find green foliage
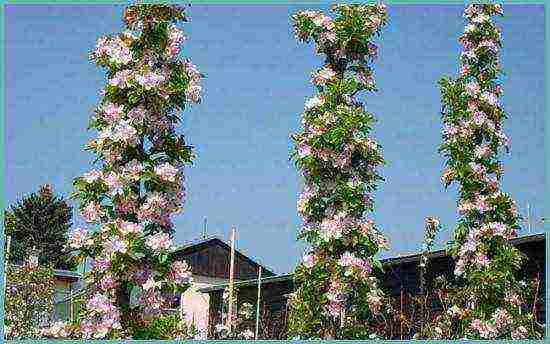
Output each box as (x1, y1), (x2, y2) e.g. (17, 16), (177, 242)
(131, 313), (196, 339)
(4, 184), (77, 270)
(4, 264), (56, 339)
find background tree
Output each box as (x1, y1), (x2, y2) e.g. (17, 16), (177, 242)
(287, 4), (389, 339)
(4, 184), (77, 271)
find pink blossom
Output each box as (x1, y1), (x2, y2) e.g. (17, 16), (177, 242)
(122, 159), (143, 181)
(103, 103), (124, 122)
(476, 253), (490, 267)
(184, 61), (202, 82)
(186, 83), (202, 103)
(474, 144), (492, 159)
(136, 71), (166, 90)
(478, 40), (499, 54)
(327, 301), (343, 318)
(460, 64), (470, 77)
(154, 162), (179, 182)
(83, 170), (103, 183)
(312, 13), (328, 27)
(464, 4), (479, 18)
(339, 251), (356, 267)
(146, 232), (172, 251)
(481, 91), (499, 106)
(311, 67), (336, 86)
(69, 227), (91, 249)
(82, 202), (103, 223)
(466, 81), (480, 96)
(511, 326), (528, 339)
(320, 31), (337, 44)
(87, 293), (114, 314)
(492, 308), (512, 329)
(475, 198), (490, 213)
(320, 218), (343, 241)
(454, 257), (466, 276)
(103, 172), (124, 196)
(109, 70), (132, 88)
(104, 236), (128, 256)
(113, 121), (138, 146)
(505, 291), (521, 307)
(100, 274), (116, 290)
(169, 260), (193, 284)
(116, 196), (137, 214)
(91, 257), (111, 271)
(297, 143), (312, 158)
(304, 96), (324, 111)
(469, 162), (487, 176)
(360, 219), (375, 236)
(302, 253), (317, 268)
(119, 221), (142, 236)
(127, 106), (146, 124)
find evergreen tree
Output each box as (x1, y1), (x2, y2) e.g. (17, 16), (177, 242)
(4, 184), (77, 271)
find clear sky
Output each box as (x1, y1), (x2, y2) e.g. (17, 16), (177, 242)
(5, 4), (545, 274)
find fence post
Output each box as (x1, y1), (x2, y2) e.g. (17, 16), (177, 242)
(69, 286), (74, 323)
(255, 266), (262, 339)
(227, 227), (236, 333)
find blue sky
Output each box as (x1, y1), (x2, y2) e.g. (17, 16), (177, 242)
(5, 4), (545, 274)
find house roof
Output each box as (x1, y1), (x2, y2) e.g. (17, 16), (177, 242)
(171, 235), (275, 276)
(199, 233), (545, 293)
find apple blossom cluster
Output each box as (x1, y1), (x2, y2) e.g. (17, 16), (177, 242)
(69, 5), (200, 338)
(439, 4), (541, 339)
(289, 4), (389, 339)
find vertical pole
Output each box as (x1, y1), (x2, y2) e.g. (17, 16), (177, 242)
(180, 292), (185, 330)
(227, 227), (236, 332)
(400, 287), (404, 340)
(69, 286), (74, 323)
(527, 202), (532, 233)
(255, 266), (262, 339)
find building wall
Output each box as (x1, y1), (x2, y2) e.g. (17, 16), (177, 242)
(172, 241), (274, 281)
(180, 275), (229, 339)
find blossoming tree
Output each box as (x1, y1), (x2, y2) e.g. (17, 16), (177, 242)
(68, 4), (201, 339)
(439, 4), (542, 339)
(287, 4), (389, 339)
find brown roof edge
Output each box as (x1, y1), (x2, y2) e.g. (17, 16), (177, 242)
(199, 233), (546, 293)
(171, 236), (276, 276)
(381, 232), (546, 266)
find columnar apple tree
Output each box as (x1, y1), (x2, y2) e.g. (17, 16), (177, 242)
(69, 4), (201, 339)
(288, 4), (389, 339)
(439, 4), (542, 339)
